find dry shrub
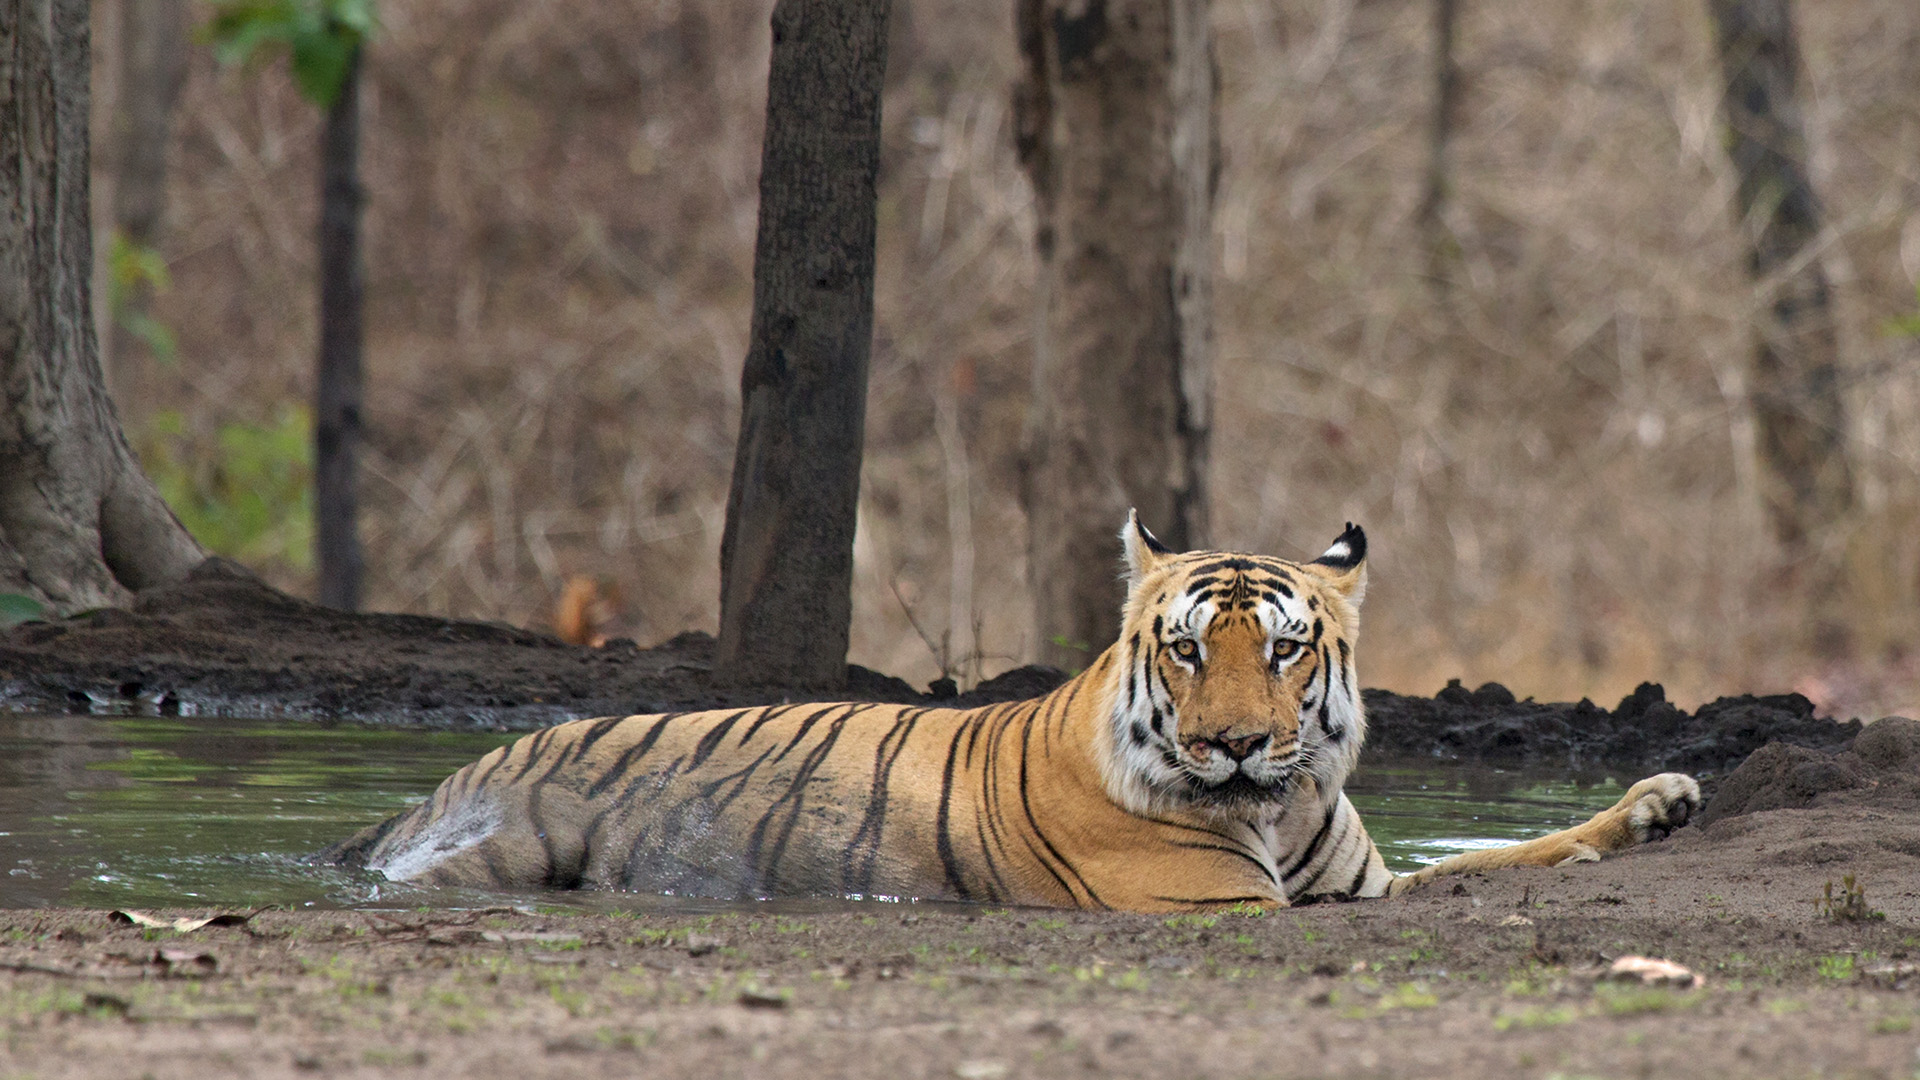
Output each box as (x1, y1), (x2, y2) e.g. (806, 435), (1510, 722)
(123, 0), (1920, 716)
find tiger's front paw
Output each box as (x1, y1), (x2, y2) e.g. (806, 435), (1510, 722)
(1622, 773), (1701, 844)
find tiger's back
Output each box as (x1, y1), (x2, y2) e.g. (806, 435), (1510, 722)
(333, 680), (1313, 909)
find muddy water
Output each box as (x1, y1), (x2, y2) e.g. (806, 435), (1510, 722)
(0, 715), (1628, 911)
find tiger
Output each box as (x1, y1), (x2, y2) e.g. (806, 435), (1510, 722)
(325, 514), (1700, 911)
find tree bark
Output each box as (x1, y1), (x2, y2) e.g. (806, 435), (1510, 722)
(315, 45), (365, 611)
(95, 0), (188, 384)
(1707, 0), (1853, 654)
(1014, 0), (1215, 670)
(0, 0), (204, 613)
(714, 0), (890, 688)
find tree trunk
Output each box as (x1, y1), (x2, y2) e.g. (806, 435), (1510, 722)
(1014, 0), (1215, 670)
(1707, 0), (1853, 655)
(714, 0), (890, 688)
(0, 0), (205, 613)
(315, 46), (365, 611)
(94, 0), (189, 386)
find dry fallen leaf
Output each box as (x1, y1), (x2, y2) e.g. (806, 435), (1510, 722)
(479, 930), (583, 945)
(1498, 914), (1534, 927)
(109, 910), (252, 934)
(1605, 955), (1702, 989)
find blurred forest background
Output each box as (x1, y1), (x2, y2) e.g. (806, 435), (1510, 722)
(91, 0), (1920, 715)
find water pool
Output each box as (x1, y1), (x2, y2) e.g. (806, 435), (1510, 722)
(0, 714), (1629, 910)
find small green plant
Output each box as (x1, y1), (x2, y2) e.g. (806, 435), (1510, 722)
(548, 985), (591, 1018)
(1163, 913), (1216, 930)
(1818, 875), (1885, 923)
(1378, 982), (1438, 1010)
(1816, 954), (1855, 981)
(141, 406), (315, 573)
(1493, 1005), (1576, 1030)
(107, 234), (177, 364)
(1594, 985), (1687, 1016)
(1874, 1015), (1914, 1035)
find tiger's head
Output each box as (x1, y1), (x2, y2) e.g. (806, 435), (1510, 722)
(1097, 512), (1368, 822)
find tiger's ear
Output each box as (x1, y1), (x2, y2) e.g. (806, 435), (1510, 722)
(1304, 522), (1367, 607)
(1121, 509), (1172, 590)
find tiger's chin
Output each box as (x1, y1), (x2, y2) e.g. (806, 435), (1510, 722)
(1178, 772), (1293, 817)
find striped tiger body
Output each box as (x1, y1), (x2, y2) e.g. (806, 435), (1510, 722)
(330, 516), (1700, 911)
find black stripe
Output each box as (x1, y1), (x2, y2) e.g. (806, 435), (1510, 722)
(1281, 805), (1339, 878)
(1294, 815), (1355, 894)
(844, 710), (927, 893)
(1016, 682), (1104, 908)
(1170, 840), (1280, 886)
(1345, 859), (1371, 897)
(565, 715), (626, 762)
(696, 744), (780, 813)
(584, 714), (678, 798)
(685, 710), (750, 770)
(770, 704), (839, 764)
(1188, 557), (1257, 575)
(934, 718), (974, 901)
(748, 704), (873, 889)
(737, 703), (802, 746)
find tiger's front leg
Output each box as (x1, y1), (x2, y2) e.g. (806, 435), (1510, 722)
(1384, 772), (1701, 897)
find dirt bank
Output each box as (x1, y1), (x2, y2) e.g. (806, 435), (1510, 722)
(0, 560), (1867, 782)
(2, 722), (1917, 1079)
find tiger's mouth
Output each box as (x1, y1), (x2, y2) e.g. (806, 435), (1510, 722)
(1182, 769), (1292, 809)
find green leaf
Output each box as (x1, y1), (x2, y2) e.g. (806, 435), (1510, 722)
(0, 593), (46, 628)
(289, 29), (357, 107)
(203, 0), (372, 107)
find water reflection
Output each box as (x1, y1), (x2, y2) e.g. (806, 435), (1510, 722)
(0, 715), (1627, 909)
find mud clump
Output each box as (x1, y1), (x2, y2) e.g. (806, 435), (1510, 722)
(1361, 679), (1861, 775)
(1698, 716), (1920, 825)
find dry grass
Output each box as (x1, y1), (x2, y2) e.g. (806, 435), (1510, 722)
(113, 0), (1920, 717)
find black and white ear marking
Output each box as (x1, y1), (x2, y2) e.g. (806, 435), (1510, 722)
(1312, 523), (1366, 570)
(1130, 510), (1171, 556)
(1122, 509), (1172, 588)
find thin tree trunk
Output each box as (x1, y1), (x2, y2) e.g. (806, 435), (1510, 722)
(1014, 0), (1215, 670)
(1707, 0), (1852, 655)
(98, 0), (188, 386)
(714, 0), (890, 688)
(1418, 0), (1460, 291)
(316, 46), (365, 611)
(0, 0), (205, 613)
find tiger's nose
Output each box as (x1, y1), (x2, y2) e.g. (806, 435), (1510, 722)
(1194, 733), (1268, 762)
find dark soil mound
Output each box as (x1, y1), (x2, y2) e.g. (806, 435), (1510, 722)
(1360, 679), (1861, 776)
(0, 559), (1057, 728)
(0, 559), (1864, 778)
(1697, 716), (1920, 825)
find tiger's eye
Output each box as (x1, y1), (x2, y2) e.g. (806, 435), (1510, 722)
(1270, 641), (1301, 667)
(1171, 639), (1199, 662)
